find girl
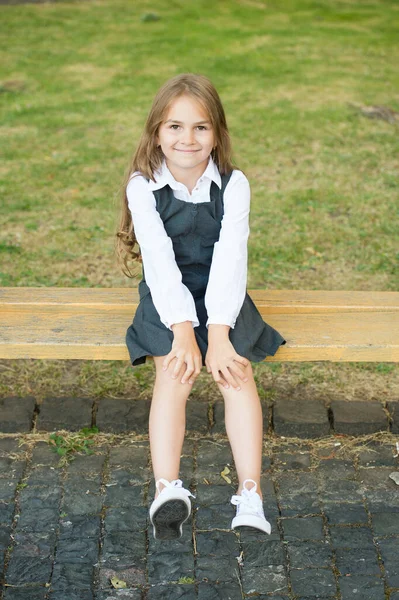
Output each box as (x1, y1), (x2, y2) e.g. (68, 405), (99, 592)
(116, 73), (286, 541)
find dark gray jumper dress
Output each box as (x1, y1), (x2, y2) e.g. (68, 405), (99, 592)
(126, 172), (286, 366)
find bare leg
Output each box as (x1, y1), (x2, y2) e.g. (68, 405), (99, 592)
(150, 356), (194, 499)
(216, 362), (264, 499)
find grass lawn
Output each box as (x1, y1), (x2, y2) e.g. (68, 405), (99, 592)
(0, 0), (398, 403)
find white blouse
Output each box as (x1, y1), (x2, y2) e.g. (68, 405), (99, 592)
(126, 156), (250, 331)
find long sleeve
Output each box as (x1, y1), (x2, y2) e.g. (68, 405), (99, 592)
(126, 175), (199, 330)
(205, 170), (250, 328)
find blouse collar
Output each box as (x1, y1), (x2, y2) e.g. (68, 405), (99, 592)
(148, 155), (222, 191)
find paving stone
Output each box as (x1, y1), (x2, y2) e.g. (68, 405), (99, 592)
(96, 399), (149, 433)
(281, 516), (324, 540)
(36, 396), (93, 431)
(241, 539), (285, 566)
(0, 457), (26, 479)
(3, 589), (48, 599)
(329, 525), (374, 549)
(14, 508), (59, 533)
(290, 568), (336, 596)
(376, 537), (399, 587)
(0, 438), (23, 454)
(49, 590), (94, 600)
(59, 515), (101, 539)
(286, 540), (332, 568)
(18, 484), (61, 508)
(0, 502), (14, 524)
(56, 537), (99, 564)
(273, 450), (311, 470)
(0, 478), (18, 502)
(108, 444), (149, 471)
(317, 458), (355, 479)
(318, 479), (362, 504)
(364, 489), (399, 513)
(195, 530), (239, 557)
(148, 586), (196, 599)
(196, 441), (234, 484)
(97, 590), (142, 600)
(331, 400), (388, 435)
(358, 466), (398, 490)
(241, 564), (288, 595)
(335, 546), (380, 575)
(196, 554), (239, 583)
(12, 531), (57, 558)
(5, 555), (53, 584)
(147, 550), (194, 582)
(50, 562), (94, 593)
(358, 443), (398, 466)
(62, 490), (103, 516)
(323, 503), (368, 525)
(195, 504), (230, 530)
(98, 564), (146, 588)
(102, 531), (146, 569)
(196, 483), (234, 506)
(105, 484), (143, 510)
(0, 397), (35, 433)
(104, 506), (148, 533)
(68, 452), (107, 474)
(390, 593), (399, 600)
(197, 583), (243, 599)
(25, 465), (60, 485)
(339, 575), (385, 599)
(371, 512), (399, 535)
(273, 399), (330, 438)
(388, 401), (399, 433)
(186, 399), (209, 433)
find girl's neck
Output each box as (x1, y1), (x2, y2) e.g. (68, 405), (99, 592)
(165, 161), (208, 195)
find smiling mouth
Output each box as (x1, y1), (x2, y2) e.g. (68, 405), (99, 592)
(175, 149), (199, 153)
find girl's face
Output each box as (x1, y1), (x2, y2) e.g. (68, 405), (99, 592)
(156, 94), (215, 179)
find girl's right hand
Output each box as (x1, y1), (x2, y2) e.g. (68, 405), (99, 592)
(162, 321), (202, 385)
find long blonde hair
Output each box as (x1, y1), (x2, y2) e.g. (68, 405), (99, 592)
(115, 73), (236, 278)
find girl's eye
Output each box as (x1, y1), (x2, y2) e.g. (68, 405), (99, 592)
(197, 126), (207, 131)
(169, 124), (180, 130)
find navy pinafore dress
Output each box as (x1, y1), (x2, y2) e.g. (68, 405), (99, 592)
(126, 171), (286, 366)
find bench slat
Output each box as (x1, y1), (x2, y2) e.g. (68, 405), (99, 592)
(1, 288), (398, 362)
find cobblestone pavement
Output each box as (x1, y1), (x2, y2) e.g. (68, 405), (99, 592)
(0, 396), (398, 599)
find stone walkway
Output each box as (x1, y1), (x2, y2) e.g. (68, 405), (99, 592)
(0, 397), (398, 599)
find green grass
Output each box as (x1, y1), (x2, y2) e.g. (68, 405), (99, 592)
(0, 0), (398, 398)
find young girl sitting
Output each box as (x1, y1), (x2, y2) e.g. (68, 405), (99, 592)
(116, 73), (286, 541)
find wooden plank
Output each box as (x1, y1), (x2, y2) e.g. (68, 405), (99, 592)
(0, 288), (398, 361)
(1, 287), (399, 311)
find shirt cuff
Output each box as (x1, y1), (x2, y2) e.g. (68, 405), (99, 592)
(165, 317), (200, 331)
(206, 317), (235, 329)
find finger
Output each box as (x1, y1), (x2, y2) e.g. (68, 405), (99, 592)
(181, 360), (195, 384)
(230, 360), (249, 382)
(172, 356), (185, 379)
(162, 352), (176, 371)
(234, 355), (249, 381)
(188, 357), (202, 385)
(221, 366), (241, 391)
(213, 367), (229, 389)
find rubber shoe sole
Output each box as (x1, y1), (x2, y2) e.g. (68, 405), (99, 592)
(232, 513), (271, 534)
(151, 498), (190, 540)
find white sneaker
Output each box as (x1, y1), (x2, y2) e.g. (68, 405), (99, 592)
(230, 479), (271, 534)
(149, 478), (195, 540)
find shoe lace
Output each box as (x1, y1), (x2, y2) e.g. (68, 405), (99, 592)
(156, 478), (196, 499)
(231, 480), (263, 516)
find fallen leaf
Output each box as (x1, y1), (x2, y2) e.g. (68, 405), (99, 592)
(220, 466), (231, 484)
(110, 576), (127, 589)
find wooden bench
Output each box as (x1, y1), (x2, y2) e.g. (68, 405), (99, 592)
(0, 288), (398, 362)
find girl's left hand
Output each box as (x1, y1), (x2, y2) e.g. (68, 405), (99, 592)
(205, 338), (249, 391)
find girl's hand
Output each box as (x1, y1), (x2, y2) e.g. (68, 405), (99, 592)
(205, 330), (249, 391)
(163, 321), (202, 385)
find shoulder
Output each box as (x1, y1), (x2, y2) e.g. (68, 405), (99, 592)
(126, 171), (150, 194)
(224, 169), (250, 201)
(126, 172), (156, 214)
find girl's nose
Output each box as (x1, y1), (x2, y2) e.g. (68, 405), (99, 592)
(182, 129), (195, 145)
